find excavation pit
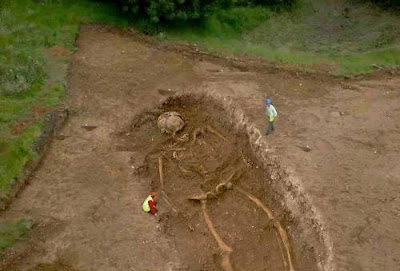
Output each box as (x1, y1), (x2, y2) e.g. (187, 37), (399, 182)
(125, 94), (327, 271)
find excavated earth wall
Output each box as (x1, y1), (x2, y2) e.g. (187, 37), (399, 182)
(131, 90), (334, 271)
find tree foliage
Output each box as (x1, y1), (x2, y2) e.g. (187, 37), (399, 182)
(113, 0), (295, 23)
(370, 0), (400, 8)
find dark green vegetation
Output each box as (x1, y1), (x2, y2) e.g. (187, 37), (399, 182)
(370, 0), (400, 9)
(113, 0), (295, 24)
(0, 0), (127, 200)
(0, 218), (31, 251)
(156, 0), (400, 75)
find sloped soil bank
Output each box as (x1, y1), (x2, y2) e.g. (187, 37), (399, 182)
(122, 94), (327, 271)
(0, 108), (68, 210)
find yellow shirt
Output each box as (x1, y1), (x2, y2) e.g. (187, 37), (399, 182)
(142, 195), (153, 212)
(266, 104), (277, 122)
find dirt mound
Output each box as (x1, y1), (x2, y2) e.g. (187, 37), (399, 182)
(123, 95), (324, 271)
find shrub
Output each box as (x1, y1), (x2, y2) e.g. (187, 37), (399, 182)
(369, 0), (400, 8)
(112, 0), (295, 24)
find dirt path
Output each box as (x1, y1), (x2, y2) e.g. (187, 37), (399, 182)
(0, 25), (399, 271)
(0, 25), (198, 271)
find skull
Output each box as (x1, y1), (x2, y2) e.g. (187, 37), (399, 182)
(157, 111), (185, 135)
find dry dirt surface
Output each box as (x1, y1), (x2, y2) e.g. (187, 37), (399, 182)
(0, 24), (400, 271)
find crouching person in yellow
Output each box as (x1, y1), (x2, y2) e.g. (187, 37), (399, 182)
(142, 192), (158, 215)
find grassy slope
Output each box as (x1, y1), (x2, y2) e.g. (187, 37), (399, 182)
(0, 218), (31, 251)
(0, 0), (127, 199)
(161, 0), (400, 75)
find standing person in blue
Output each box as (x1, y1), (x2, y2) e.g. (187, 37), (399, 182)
(265, 98), (278, 136)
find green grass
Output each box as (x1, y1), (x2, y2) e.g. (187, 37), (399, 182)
(0, 218), (32, 251)
(0, 0), (128, 198)
(336, 46), (400, 74)
(158, 0), (400, 75)
(0, 125), (41, 196)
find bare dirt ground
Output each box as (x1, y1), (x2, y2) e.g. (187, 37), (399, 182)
(0, 24), (399, 271)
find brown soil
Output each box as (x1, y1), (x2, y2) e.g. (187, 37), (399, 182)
(31, 106), (51, 119)
(10, 122), (30, 136)
(47, 46), (71, 58)
(26, 259), (79, 271)
(9, 106), (50, 136)
(28, 262), (79, 271)
(0, 24), (399, 271)
(126, 96), (319, 271)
